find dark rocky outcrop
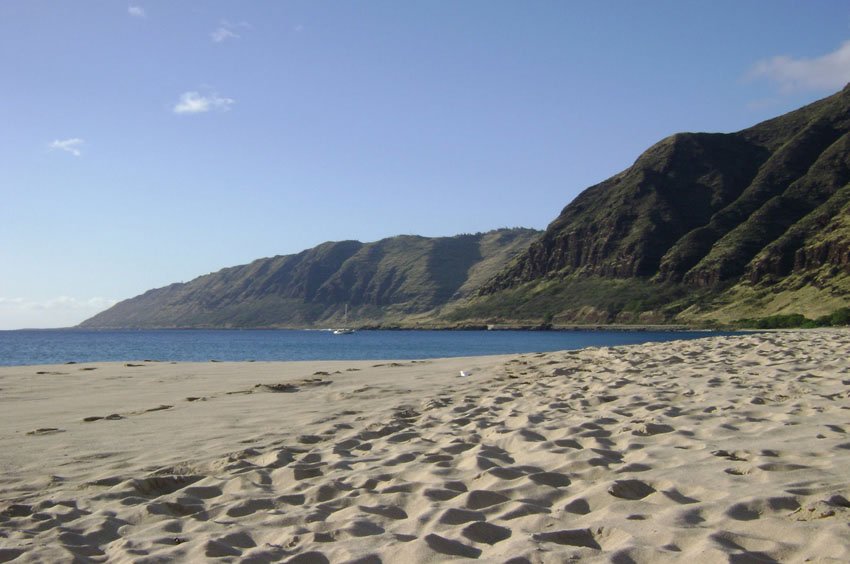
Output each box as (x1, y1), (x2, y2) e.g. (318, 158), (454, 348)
(482, 85), (850, 293)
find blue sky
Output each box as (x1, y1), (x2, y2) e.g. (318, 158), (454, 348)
(2, 1), (850, 329)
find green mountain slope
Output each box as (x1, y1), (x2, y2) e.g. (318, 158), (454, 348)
(79, 229), (539, 328)
(454, 85), (850, 325)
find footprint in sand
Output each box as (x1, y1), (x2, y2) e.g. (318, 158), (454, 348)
(518, 428), (547, 442)
(298, 435), (324, 445)
(359, 504), (408, 520)
(289, 465), (325, 481)
(226, 498), (274, 517)
(82, 414), (124, 422)
(439, 508), (485, 525)
(528, 471), (571, 488)
(259, 383), (299, 393)
(661, 489), (700, 504)
(424, 534), (482, 559)
(285, 552), (330, 564)
(383, 452), (418, 466)
(26, 427), (64, 435)
(757, 462), (809, 472)
(465, 489), (510, 509)
(677, 507), (706, 525)
(461, 521), (512, 545)
(277, 493), (306, 506)
(424, 487), (464, 501)
(205, 532), (257, 558)
(487, 466), (527, 480)
(533, 528), (601, 549)
(442, 441), (476, 455)
(129, 474), (203, 497)
(631, 422), (675, 436)
(553, 438), (583, 450)
(143, 405), (173, 413)
(724, 503), (761, 521)
(564, 498), (591, 515)
(344, 520), (385, 538)
(608, 479), (656, 500)
(617, 463), (652, 473)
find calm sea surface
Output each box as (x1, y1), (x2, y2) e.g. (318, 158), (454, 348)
(0, 329), (737, 367)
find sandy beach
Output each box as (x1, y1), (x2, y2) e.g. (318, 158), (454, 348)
(1, 330), (849, 562)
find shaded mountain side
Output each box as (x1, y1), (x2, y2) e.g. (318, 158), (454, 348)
(661, 116), (849, 283)
(464, 85), (850, 324)
(688, 185), (850, 323)
(79, 229), (539, 328)
(482, 85), (850, 293)
(496, 132), (769, 281)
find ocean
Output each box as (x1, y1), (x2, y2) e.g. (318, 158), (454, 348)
(0, 328), (737, 367)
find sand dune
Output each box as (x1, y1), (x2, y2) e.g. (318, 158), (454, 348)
(1, 330), (849, 562)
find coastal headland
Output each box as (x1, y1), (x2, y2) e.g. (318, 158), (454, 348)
(1, 330), (849, 561)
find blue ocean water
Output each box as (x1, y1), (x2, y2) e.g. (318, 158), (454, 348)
(0, 329), (737, 367)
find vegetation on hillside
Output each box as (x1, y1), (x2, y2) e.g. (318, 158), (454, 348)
(471, 85), (850, 324)
(735, 307), (850, 329)
(79, 229), (540, 328)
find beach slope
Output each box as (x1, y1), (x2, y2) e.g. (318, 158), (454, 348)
(1, 330), (849, 562)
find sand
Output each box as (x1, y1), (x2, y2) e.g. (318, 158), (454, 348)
(1, 330), (849, 562)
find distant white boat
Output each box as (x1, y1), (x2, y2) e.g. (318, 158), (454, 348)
(333, 305), (355, 335)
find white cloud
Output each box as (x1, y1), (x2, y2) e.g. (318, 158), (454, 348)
(48, 138), (85, 157)
(173, 91), (235, 114)
(0, 297), (118, 329)
(211, 27), (239, 43)
(128, 5), (145, 18)
(211, 20), (249, 43)
(749, 40), (850, 93)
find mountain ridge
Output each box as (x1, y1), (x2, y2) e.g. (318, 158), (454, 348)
(460, 84), (850, 324)
(79, 228), (540, 328)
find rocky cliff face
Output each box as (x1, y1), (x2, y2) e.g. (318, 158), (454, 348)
(485, 132), (769, 285)
(478, 85), (850, 318)
(79, 229), (539, 328)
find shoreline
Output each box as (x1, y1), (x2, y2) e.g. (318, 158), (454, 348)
(8, 324), (709, 332)
(0, 327), (743, 368)
(1, 330), (848, 561)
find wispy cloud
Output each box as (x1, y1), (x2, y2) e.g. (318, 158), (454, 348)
(0, 296), (119, 311)
(210, 20), (250, 43)
(0, 296), (119, 329)
(48, 138), (85, 157)
(749, 39), (850, 93)
(173, 91), (235, 114)
(128, 5), (146, 18)
(211, 27), (239, 42)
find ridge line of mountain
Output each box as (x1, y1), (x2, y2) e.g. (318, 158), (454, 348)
(78, 228), (541, 329)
